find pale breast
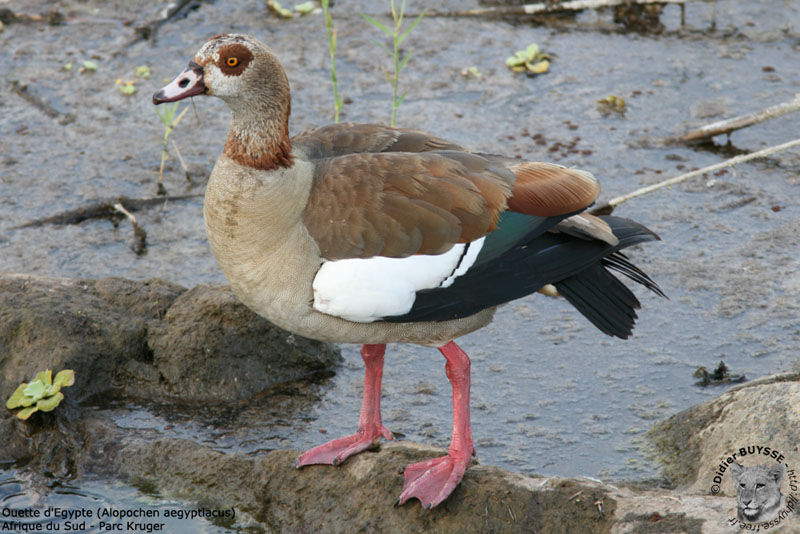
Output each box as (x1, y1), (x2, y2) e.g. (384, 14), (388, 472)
(203, 154), (496, 346)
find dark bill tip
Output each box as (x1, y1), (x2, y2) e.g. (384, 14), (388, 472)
(152, 63), (205, 105)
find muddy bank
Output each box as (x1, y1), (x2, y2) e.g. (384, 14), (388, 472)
(649, 371), (800, 495)
(0, 273), (341, 404)
(1, 273), (798, 532)
(3, 381), (794, 533)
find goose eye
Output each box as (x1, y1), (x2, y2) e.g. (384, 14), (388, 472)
(216, 43), (252, 75)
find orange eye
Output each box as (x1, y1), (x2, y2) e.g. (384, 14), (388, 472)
(226, 57), (239, 67)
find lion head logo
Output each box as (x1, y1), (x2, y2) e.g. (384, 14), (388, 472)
(730, 462), (786, 523)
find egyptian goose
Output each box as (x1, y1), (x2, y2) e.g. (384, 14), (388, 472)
(153, 34), (664, 508)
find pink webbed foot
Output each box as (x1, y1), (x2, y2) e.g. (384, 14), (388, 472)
(296, 344), (391, 468)
(396, 452), (472, 509)
(396, 340), (475, 508)
(295, 425), (393, 467)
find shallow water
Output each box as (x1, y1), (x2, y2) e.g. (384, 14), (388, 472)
(0, 468), (243, 533)
(1, 0), (799, 524)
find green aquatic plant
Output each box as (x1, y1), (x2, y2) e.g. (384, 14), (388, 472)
(6, 369), (75, 420)
(117, 80), (136, 96)
(267, 0), (293, 18)
(294, 1), (314, 15)
(597, 94), (627, 114)
(505, 43), (550, 75)
(154, 101), (189, 195)
(80, 60), (99, 73)
(135, 65), (152, 79)
(321, 0), (343, 123)
(361, 0), (425, 126)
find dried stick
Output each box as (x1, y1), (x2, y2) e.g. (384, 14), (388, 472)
(113, 203), (147, 255)
(11, 194), (201, 229)
(415, 0), (685, 18)
(591, 137), (800, 215)
(671, 94), (800, 144)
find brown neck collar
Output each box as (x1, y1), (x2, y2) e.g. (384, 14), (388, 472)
(223, 96), (293, 171)
(223, 127), (293, 171)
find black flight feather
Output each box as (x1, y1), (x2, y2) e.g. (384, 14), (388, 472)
(382, 214), (664, 339)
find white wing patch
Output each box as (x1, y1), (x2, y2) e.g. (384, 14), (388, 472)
(313, 237), (485, 323)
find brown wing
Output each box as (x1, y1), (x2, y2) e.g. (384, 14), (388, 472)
(505, 161), (600, 217)
(302, 151), (515, 260)
(292, 122), (464, 160)
(298, 125), (604, 260)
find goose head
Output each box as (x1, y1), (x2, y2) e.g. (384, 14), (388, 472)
(153, 34), (293, 170)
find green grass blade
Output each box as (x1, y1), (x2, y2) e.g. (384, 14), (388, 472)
(371, 38), (392, 56)
(398, 11), (425, 46)
(360, 13), (393, 36)
(171, 105), (190, 129)
(398, 50), (413, 71)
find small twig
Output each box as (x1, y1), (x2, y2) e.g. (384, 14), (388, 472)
(669, 94), (800, 144)
(10, 194), (201, 230)
(10, 80), (75, 125)
(592, 137), (800, 215)
(112, 203), (147, 255)
(0, 8), (65, 25)
(594, 499), (605, 518)
(413, 0), (685, 19)
(170, 138), (190, 179)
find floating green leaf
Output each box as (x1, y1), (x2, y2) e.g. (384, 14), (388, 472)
(597, 95), (626, 113)
(135, 65), (151, 79)
(6, 369), (75, 420)
(37, 392), (64, 412)
(17, 407), (38, 420)
(82, 60), (98, 72)
(63, 62), (73, 71)
(267, 0), (294, 18)
(35, 370), (53, 387)
(118, 83), (136, 96)
(54, 369), (75, 388)
(461, 66), (482, 78)
(6, 383), (28, 409)
(294, 1), (314, 14)
(23, 380), (46, 400)
(527, 59), (550, 74)
(505, 43), (550, 75)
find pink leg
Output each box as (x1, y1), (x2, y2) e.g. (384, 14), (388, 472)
(397, 340), (475, 509)
(296, 344), (393, 467)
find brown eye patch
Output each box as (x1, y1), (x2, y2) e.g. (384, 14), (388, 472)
(217, 43), (253, 76)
